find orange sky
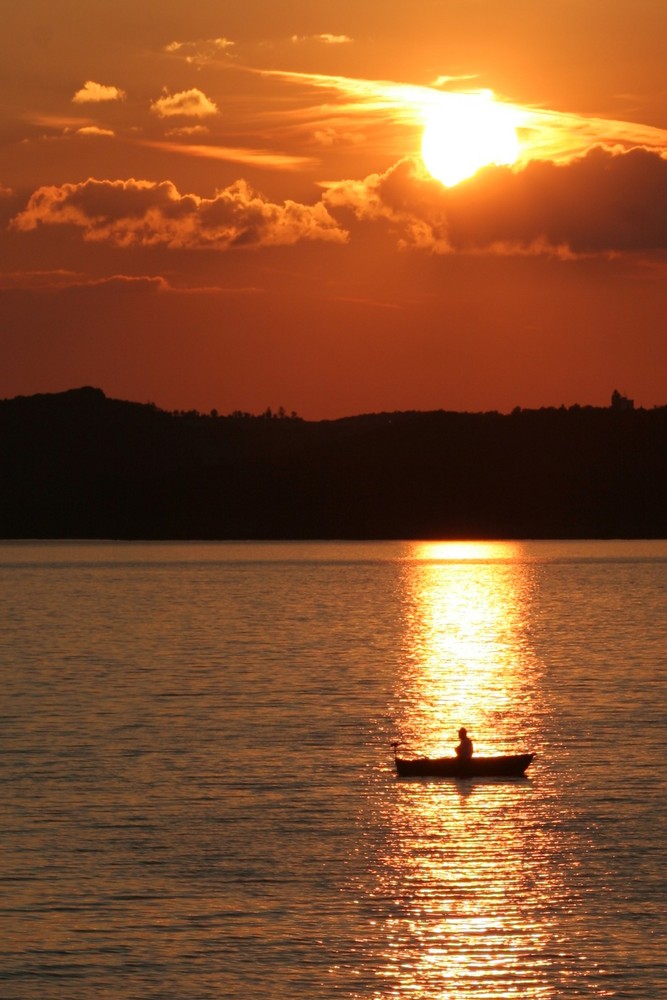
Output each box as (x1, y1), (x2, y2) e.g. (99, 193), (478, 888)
(1, 1), (666, 417)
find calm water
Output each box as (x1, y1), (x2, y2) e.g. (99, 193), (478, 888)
(1, 540), (666, 999)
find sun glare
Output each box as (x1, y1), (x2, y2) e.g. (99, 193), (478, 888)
(421, 91), (520, 187)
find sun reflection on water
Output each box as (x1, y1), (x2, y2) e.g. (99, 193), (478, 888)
(397, 541), (540, 757)
(373, 780), (557, 998)
(369, 541), (558, 998)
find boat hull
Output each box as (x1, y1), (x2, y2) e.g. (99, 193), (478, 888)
(395, 753), (534, 779)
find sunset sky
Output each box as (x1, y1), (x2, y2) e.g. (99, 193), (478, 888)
(1, 0), (666, 418)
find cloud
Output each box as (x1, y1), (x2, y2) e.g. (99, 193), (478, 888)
(0, 270), (173, 294)
(164, 37), (234, 65)
(323, 158), (451, 252)
(0, 269), (82, 291)
(10, 178), (348, 250)
(261, 68), (427, 127)
(431, 75), (478, 88)
(518, 106), (667, 164)
(164, 125), (210, 138)
(323, 147), (667, 255)
(72, 81), (126, 103)
(0, 270), (264, 295)
(165, 37), (233, 52)
(291, 34), (353, 45)
(10, 149), (665, 259)
(76, 126), (115, 137)
(259, 68), (667, 164)
(312, 127), (365, 147)
(138, 139), (316, 170)
(150, 89), (219, 119)
(316, 34), (353, 44)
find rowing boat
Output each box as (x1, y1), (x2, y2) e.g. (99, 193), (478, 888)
(392, 747), (534, 779)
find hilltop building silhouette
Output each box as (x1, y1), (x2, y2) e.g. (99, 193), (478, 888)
(611, 389), (634, 410)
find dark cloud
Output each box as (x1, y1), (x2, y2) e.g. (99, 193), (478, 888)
(324, 146), (667, 255)
(446, 146), (667, 254)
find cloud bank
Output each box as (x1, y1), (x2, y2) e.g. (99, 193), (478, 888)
(10, 178), (348, 250)
(324, 146), (667, 255)
(10, 148), (667, 257)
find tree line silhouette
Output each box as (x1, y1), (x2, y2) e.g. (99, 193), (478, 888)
(1, 386), (665, 539)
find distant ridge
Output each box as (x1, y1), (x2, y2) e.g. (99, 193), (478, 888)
(1, 387), (665, 539)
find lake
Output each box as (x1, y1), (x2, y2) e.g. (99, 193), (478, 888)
(1, 540), (666, 998)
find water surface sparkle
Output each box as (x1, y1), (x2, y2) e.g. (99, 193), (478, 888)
(1, 540), (665, 998)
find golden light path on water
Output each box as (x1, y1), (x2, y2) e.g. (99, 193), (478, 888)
(367, 541), (565, 998)
(397, 541), (541, 756)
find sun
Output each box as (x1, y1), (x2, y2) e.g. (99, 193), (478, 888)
(421, 91), (520, 187)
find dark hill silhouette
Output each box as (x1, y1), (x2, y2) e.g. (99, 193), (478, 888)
(1, 387), (665, 538)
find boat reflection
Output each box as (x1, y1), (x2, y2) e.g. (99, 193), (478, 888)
(372, 541), (557, 997)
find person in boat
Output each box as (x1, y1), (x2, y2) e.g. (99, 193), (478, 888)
(455, 727), (473, 761)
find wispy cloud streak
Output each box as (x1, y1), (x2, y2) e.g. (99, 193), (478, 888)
(259, 68), (667, 162)
(137, 140), (317, 170)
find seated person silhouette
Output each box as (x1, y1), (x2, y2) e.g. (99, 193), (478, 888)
(455, 727), (473, 761)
